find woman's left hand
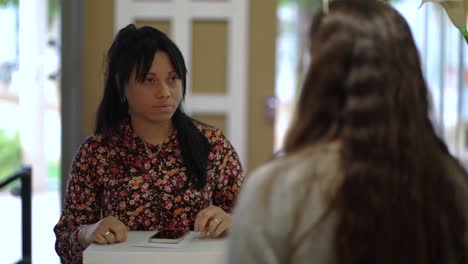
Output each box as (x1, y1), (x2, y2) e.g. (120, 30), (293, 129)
(194, 205), (231, 238)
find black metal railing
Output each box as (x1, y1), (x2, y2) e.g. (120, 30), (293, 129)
(0, 166), (32, 264)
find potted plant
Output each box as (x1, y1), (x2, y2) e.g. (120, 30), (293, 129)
(420, 0), (468, 44)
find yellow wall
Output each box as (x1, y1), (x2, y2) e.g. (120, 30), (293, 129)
(191, 21), (228, 94)
(248, 0), (276, 169)
(83, 0), (114, 135)
(83, 0), (276, 171)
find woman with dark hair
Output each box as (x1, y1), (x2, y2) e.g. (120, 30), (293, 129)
(54, 24), (244, 263)
(227, 1), (468, 263)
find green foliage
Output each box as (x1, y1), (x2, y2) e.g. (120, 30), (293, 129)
(0, 0), (60, 25)
(47, 159), (60, 189)
(0, 0), (18, 7)
(0, 130), (22, 182)
(48, 0), (60, 24)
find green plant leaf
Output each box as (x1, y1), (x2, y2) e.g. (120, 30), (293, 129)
(0, 130), (22, 182)
(0, 0), (18, 7)
(420, 0), (468, 42)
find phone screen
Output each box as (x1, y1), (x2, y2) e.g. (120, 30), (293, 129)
(150, 230), (188, 239)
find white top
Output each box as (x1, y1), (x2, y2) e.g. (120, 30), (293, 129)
(226, 142), (468, 264)
(83, 231), (226, 264)
(227, 143), (341, 264)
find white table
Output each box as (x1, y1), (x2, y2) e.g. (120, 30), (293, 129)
(83, 231), (226, 264)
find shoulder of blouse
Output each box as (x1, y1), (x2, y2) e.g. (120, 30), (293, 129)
(80, 133), (112, 149)
(76, 130), (122, 160)
(191, 119), (227, 146)
(246, 142), (341, 200)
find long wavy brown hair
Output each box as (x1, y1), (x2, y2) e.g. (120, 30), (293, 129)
(283, 1), (468, 263)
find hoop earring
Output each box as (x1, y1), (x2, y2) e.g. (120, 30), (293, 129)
(121, 96), (127, 104)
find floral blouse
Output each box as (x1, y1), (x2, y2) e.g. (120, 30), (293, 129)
(54, 119), (244, 264)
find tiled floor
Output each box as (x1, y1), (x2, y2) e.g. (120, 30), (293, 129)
(0, 190), (60, 264)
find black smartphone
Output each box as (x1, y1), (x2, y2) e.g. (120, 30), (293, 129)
(148, 229), (190, 244)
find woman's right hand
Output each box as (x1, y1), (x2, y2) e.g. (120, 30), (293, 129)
(78, 216), (128, 248)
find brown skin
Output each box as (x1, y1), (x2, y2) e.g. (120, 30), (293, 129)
(194, 205), (231, 238)
(78, 216), (128, 247)
(78, 52), (230, 248)
(126, 51), (181, 144)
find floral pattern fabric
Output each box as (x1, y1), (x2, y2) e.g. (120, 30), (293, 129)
(54, 119), (244, 263)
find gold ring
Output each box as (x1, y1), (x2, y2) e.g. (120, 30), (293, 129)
(104, 231), (111, 236)
(214, 218), (221, 224)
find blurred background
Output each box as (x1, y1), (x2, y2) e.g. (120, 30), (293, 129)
(0, 0), (466, 263)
